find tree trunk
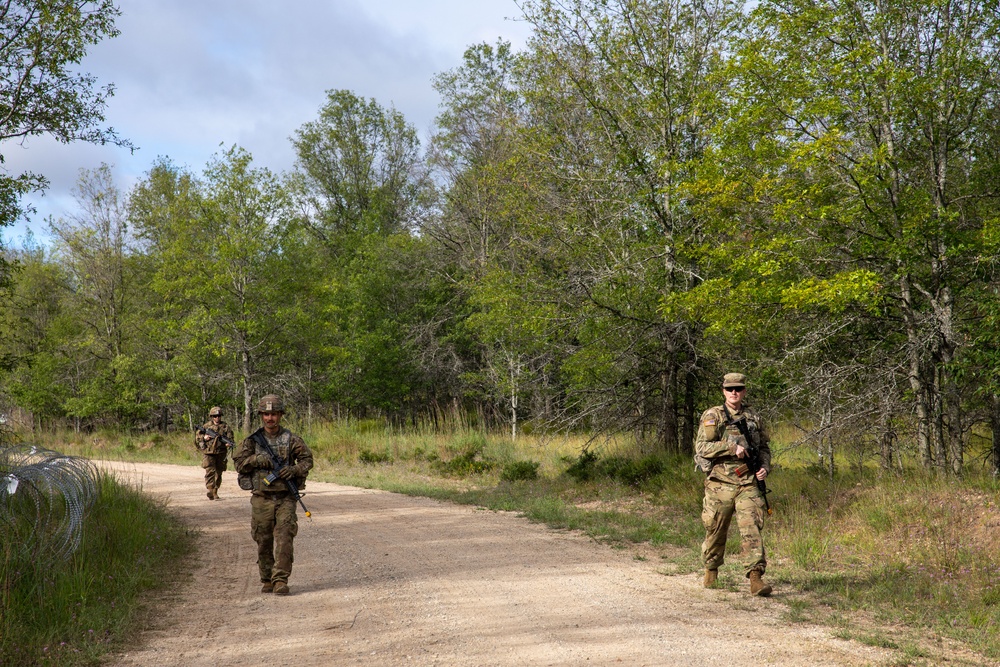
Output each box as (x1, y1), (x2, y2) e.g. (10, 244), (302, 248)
(900, 275), (932, 467)
(991, 395), (1000, 479)
(241, 348), (253, 434)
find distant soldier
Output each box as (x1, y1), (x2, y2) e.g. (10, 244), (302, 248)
(196, 406), (233, 500)
(232, 394), (314, 596)
(695, 373), (773, 596)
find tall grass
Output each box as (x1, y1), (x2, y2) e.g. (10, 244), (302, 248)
(0, 471), (193, 666)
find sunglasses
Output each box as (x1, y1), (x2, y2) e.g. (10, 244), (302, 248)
(724, 386), (745, 393)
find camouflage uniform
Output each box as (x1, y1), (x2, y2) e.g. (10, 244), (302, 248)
(695, 396), (771, 580)
(196, 415), (233, 500)
(233, 423), (313, 590)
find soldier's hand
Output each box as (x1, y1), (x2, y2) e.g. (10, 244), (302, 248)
(253, 454), (273, 468)
(203, 434), (211, 441)
(735, 444), (747, 459)
(756, 468), (768, 481)
(278, 466), (295, 480)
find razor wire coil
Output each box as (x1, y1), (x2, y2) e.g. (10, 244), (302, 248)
(0, 444), (100, 563)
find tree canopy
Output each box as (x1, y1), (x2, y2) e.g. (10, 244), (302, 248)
(4, 0), (1000, 476)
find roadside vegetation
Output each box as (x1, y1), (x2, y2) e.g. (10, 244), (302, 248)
(17, 421), (1000, 666)
(0, 447), (193, 667)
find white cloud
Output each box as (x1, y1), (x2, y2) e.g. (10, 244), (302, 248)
(2, 0), (532, 245)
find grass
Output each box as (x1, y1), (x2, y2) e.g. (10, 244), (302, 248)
(0, 469), (193, 666)
(13, 419), (1000, 664)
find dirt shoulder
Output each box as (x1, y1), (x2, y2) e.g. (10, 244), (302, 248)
(98, 461), (912, 666)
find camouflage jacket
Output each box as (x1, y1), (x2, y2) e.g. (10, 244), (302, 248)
(694, 404), (771, 486)
(196, 420), (234, 456)
(233, 426), (314, 496)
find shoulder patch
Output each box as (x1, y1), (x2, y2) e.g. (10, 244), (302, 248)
(703, 417), (716, 426)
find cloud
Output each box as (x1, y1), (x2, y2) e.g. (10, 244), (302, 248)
(1, 0), (531, 245)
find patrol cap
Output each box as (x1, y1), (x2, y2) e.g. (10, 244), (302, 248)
(722, 372), (747, 388)
(257, 394), (284, 413)
(209, 406), (223, 417)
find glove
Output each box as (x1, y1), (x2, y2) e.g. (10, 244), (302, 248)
(253, 454), (273, 468)
(277, 466), (296, 480)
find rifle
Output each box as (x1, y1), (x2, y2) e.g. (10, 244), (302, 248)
(724, 407), (772, 515)
(250, 431), (312, 518)
(196, 425), (236, 453)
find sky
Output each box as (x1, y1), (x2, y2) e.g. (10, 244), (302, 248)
(1, 0), (533, 247)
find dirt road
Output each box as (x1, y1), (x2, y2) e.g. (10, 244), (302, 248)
(99, 461), (898, 667)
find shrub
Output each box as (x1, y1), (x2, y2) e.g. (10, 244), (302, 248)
(433, 445), (496, 476)
(501, 460), (540, 482)
(358, 449), (392, 464)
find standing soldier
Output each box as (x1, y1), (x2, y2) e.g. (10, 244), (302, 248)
(196, 406), (233, 500)
(232, 394), (314, 596)
(695, 372), (773, 596)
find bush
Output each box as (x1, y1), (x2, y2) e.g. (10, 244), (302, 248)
(565, 450), (600, 482)
(501, 460), (540, 482)
(433, 445), (496, 476)
(564, 450), (665, 487)
(358, 448), (392, 464)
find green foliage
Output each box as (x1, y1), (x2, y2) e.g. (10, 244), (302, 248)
(0, 0), (129, 270)
(564, 449), (665, 487)
(358, 448), (392, 464)
(500, 459), (540, 482)
(433, 437), (498, 476)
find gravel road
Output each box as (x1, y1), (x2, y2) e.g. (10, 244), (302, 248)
(97, 461), (902, 667)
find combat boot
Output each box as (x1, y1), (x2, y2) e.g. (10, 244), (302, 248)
(261, 581), (274, 594)
(703, 569), (718, 588)
(207, 490), (214, 500)
(273, 581), (290, 596)
(749, 571), (772, 597)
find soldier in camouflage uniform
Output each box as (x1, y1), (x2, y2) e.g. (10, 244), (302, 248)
(233, 394), (314, 596)
(695, 373), (773, 596)
(196, 406), (233, 500)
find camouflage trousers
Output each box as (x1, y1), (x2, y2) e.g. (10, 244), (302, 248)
(701, 478), (767, 576)
(201, 452), (228, 493)
(250, 493), (299, 584)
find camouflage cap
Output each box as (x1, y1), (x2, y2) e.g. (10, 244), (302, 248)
(722, 372), (747, 388)
(209, 406), (224, 417)
(257, 394), (284, 413)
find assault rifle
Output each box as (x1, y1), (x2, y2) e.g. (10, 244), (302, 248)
(196, 425), (236, 453)
(250, 430), (312, 518)
(724, 407), (772, 515)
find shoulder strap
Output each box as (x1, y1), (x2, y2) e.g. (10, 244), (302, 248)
(721, 404), (733, 425)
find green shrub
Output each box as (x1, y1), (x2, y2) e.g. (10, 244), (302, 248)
(564, 450), (664, 486)
(358, 448), (392, 464)
(501, 460), (540, 482)
(565, 449), (600, 482)
(433, 445), (496, 476)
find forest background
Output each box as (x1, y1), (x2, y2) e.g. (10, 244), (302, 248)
(3, 0), (1000, 481)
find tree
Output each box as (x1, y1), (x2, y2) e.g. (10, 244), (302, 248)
(288, 89), (426, 249)
(0, 0), (129, 285)
(181, 146), (296, 432)
(490, 0), (741, 450)
(46, 164), (152, 426)
(718, 0), (1000, 473)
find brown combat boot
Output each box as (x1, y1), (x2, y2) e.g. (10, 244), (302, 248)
(703, 569), (718, 588)
(207, 490), (214, 500)
(273, 581), (290, 596)
(749, 571), (772, 597)
(261, 581), (273, 593)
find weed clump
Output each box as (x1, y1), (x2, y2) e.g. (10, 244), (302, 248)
(358, 449), (392, 464)
(501, 460), (540, 482)
(434, 445), (497, 476)
(564, 450), (664, 486)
